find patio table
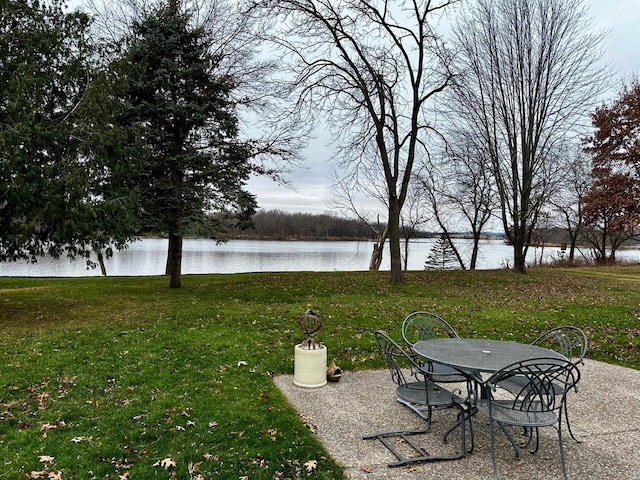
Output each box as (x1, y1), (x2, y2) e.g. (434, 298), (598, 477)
(413, 337), (568, 374)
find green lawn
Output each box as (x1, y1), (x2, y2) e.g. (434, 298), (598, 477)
(1, 267), (639, 478)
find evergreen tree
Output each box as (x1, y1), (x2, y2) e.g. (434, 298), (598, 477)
(112, 4), (257, 288)
(424, 234), (459, 270)
(1, 0), (89, 261)
(0, 0), (140, 269)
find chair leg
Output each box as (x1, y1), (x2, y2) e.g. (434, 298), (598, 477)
(497, 423), (520, 459)
(363, 402), (471, 467)
(564, 400), (581, 443)
(396, 398), (434, 430)
(557, 424), (568, 480)
(488, 418), (499, 479)
(443, 404), (475, 454)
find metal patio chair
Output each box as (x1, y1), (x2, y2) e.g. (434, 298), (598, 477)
(362, 330), (474, 466)
(401, 311), (469, 383)
(476, 357), (581, 480)
(500, 326), (587, 442)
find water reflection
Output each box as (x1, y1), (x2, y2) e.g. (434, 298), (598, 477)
(0, 238), (637, 277)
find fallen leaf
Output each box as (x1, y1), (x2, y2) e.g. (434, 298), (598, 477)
(188, 461), (202, 474)
(298, 414), (317, 434)
(304, 459), (317, 473)
(70, 436), (92, 443)
(360, 465), (373, 473)
(38, 456), (54, 464)
(47, 472), (62, 480)
(40, 423), (59, 432)
(23, 472), (47, 479)
(237, 361), (248, 367)
(153, 457), (176, 469)
(208, 421), (218, 428)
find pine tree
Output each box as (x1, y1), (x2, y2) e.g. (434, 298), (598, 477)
(424, 234), (459, 270)
(111, 4), (257, 288)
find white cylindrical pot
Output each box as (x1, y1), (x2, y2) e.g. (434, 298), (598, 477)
(293, 343), (327, 388)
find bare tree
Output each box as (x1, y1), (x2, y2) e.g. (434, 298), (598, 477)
(253, 0), (458, 283)
(549, 144), (592, 262)
(400, 177), (431, 270)
(450, 0), (608, 272)
(329, 168), (389, 271)
(422, 130), (496, 270)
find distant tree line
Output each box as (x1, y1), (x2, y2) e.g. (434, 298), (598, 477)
(242, 210), (374, 240)
(185, 209), (383, 240)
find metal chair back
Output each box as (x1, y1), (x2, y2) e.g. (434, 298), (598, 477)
(487, 357), (581, 413)
(401, 311), (460, 347)
(532, 326), (588, 364)
(373, 330), (416, 389)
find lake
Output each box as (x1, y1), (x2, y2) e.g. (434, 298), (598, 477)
(0, 238), (637, 277)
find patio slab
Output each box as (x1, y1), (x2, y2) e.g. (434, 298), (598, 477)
(273, 359), (640, 479)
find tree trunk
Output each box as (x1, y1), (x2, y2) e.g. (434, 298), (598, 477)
(470, 233), (481, 270)
(369, 226), (388, 271)
(369, 242), (384, 271)
(165, 238), (174, 276)
(388, 198), (403, 284)
(94, 246), (107, 276)
(513, 237), (527, 272)
(569, 236), (577, 262)
(167, 233), (183, 288)
(403, 237), (409, 271)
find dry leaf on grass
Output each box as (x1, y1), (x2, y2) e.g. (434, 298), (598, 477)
(22, 472), (47, 479)
(188, 461), (202, 474)
(153, 457), (176, 469)
(304, 459), (317, 473)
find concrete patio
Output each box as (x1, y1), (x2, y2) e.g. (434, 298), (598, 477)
(274, 359), (640, 479)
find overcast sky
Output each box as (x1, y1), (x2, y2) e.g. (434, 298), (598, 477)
(247, 0), (640, 216)
(70, 0), (639, 216)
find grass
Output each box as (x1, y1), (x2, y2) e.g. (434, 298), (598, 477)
(1, 267), (639, 478)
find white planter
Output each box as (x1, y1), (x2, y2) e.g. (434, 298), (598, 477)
(293, 343), (327, 388)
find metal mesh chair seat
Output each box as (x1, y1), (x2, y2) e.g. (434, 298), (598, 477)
(397, 381), (467, 411)
(424, 362), (469, 383)
(476, 399), (558, 428)
(497, 375), (565, 395)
